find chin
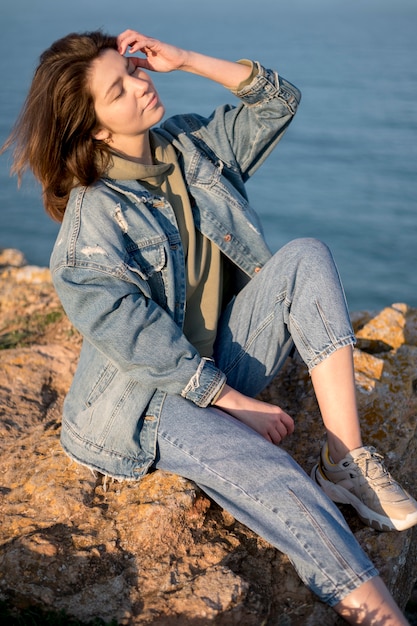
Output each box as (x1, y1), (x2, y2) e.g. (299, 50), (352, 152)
(154, 102), (165, 122)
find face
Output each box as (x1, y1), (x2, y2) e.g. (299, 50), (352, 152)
(89, 48), (165, 159)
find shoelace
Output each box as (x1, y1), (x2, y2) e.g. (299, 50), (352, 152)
(351, 447), (396, 490)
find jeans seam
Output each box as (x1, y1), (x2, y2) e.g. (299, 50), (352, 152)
(315, 299), (338, 343)
(288, 311), (315, 363)
(223, 310), (275, 377)
(159, 429), (288, 517)
(288, 488), (359, 580)
(159, 432), (361, 590)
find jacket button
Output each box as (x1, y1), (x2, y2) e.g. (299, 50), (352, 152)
(224, 234), (232, 242)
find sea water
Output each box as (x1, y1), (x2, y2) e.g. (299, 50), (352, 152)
(0, 0), (416, 312)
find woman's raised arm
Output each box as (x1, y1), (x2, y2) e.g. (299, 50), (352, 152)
(117, 29), (253, 90)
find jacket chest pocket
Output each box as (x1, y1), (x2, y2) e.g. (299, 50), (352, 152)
(125, 235), (168, 307)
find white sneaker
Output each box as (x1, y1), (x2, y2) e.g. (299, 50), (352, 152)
(311, 442), (417, 531)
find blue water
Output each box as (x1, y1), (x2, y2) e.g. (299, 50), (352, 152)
(1, 0), (416, 312)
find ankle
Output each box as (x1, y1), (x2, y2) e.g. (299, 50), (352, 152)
(327, 438), (362, 464)
(333, 577), (409, 625)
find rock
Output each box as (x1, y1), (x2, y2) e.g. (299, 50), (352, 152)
(0, 250), (416, 625)
(0, 248), (26, 268)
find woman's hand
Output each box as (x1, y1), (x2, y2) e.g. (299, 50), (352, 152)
(117, 29), (253, 89)
(213, 384), (294, 445)
(117, 30), (189, 73)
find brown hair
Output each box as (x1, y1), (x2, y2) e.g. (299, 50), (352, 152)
(1, 31), (118, 222)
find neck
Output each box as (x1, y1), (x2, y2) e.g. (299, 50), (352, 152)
(110, 132), (154, 165)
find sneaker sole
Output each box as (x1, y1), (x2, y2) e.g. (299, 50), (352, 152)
(311, 464), (417, 532)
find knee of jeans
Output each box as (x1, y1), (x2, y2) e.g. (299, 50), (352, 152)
(287, 237), (331, 257)
(285, 238), (335, 271)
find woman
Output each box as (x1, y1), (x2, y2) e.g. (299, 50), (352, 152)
(3, 28), (416, 624)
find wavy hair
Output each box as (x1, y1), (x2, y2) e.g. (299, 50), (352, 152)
(1, 31), (118, 221)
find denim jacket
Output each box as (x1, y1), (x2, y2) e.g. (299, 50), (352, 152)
(50, 62), (301, 479)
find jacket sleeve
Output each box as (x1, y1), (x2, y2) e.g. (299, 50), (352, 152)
(163, 62), (301, 183)
(53, 263), (226, 407)
(51, 190), (226, 408)
(229, 61), (301, 179)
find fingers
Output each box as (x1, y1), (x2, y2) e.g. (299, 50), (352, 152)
(117, 30), (154, 55)
(281, 411), (295, 436)
(211, 386), (295, 446)
(269, 411), (295, 445)
(130, 56), (149, 70)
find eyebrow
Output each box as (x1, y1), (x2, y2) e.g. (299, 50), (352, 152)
(103, 57), (130, 101)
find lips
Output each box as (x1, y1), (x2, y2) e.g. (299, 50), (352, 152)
(144, 94), (158, 110)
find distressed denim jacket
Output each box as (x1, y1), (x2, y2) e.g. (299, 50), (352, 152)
(50, 62), (301, 479)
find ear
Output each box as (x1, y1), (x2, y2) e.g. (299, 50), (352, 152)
(93, 127), (111, 142)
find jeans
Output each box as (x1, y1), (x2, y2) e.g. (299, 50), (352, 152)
(153, 238), (378, 606)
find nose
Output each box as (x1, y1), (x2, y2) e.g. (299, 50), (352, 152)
(128, 75), (148, 97)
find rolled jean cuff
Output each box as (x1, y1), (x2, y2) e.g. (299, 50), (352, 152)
(307, 334), (356, 372)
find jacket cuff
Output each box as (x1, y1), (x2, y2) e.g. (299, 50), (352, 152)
(181, 357), (227, 407)
(232, 61), (301, 114)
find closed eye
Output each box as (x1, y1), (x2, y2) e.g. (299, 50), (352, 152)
(112, 58), (137, 100)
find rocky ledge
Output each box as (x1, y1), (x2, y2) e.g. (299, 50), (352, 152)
(1, 248), (416, 625)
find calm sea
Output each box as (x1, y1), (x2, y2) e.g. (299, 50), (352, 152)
(1, 0), (416, 312)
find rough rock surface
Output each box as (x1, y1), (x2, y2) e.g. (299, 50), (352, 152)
(1, 247), (416, 625)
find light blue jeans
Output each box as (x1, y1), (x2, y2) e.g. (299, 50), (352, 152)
(153, 238), (378, 607)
